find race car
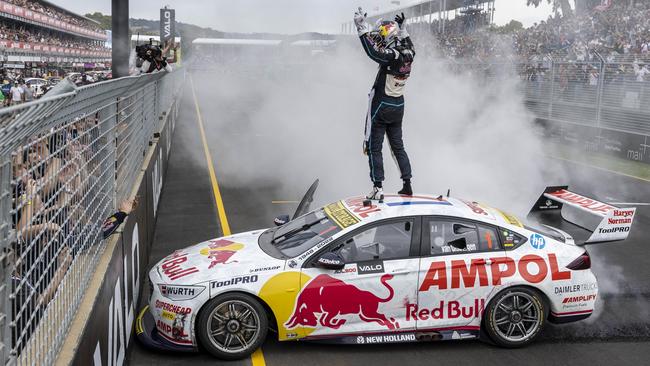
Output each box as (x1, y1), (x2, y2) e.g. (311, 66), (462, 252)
(136, 181), (636, 360)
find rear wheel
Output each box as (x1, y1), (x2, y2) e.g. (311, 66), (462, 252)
(197, 292), (268, 360)
(484, 287), (545, 347)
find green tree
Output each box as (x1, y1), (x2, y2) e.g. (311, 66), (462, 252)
(85, 12), (112, 30)
(526, 0), (573, 17)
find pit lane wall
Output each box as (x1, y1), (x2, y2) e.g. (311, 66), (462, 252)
(54, 97), (178, 366)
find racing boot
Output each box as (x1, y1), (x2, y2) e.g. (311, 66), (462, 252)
(366, 185), (384, 202)
(398, 180), (413, 196)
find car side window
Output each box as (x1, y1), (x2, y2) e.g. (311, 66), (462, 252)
(429, 220), (480, 255)
(478, 224), (501, 251)
(500, 228), (527, 249)
(337, 220), (413, 262)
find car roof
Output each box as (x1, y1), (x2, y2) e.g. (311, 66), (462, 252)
(332, 194), (524, 229)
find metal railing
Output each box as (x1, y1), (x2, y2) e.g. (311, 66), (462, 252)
(0, 69), (184, 365)
(450, 59), (650, 137)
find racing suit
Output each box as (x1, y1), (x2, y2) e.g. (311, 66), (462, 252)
(360, 34), (414, 185)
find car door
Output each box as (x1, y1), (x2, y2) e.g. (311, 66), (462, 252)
(292, 217), (421, 340)
(416, 217), (505, 330)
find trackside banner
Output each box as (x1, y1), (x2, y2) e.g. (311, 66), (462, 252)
(160, 8), (175, 46)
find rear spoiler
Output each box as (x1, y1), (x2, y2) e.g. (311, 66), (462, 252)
(527, 186), (635, 245)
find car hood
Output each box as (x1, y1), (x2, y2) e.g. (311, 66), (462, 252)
(153, 229), (285, 285)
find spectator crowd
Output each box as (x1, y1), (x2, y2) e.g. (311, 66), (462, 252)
(424, 1), (650, 64)
(0, 21), (107, 52)
(3, 0), (104, 34)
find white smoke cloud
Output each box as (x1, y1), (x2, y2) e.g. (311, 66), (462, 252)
(190, 33), (563, 217)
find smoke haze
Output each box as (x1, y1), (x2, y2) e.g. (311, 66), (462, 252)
(191, 34), (563, 217)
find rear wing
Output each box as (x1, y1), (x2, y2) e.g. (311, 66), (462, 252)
(527, 186), (635, 245)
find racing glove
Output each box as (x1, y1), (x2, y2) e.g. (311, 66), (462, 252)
(394, 12), (409, 39)
(354, 7), (370, 36)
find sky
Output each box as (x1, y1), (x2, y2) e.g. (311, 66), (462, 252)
(50, 0), (559, 34)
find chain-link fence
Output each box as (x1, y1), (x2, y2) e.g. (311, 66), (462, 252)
(0, 69), (184, 365)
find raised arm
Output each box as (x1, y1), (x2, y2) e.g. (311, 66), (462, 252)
(359, 34), (398, 65)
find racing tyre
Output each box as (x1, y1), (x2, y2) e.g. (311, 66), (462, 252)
(197, 292), (268, 360)
(484, 287), (545, 348)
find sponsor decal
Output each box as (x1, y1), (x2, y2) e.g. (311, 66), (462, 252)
(358, 260), (384, 275)
(547, 189), (615, 214)
(345, 197), (382, 218)
(211, 275), (258, 289)
(286, 332), (298, 339)
(160, 250), (199, 281)
(597, 226), (630, 234)
(529, 233), (546, 249)
(156, 317), (189, 340)
(539, 199), (559, 210)
(154, 300), (192, 314)
(288, 260), (298, 268)
(356, 333), (416, 344)
(250, 265), (281, 273)
(285, 274), (398, 330)
(562, 294), (597, 304)
(406, 300), (485, 321)
(324, 201), (360, 228)
(334, 266), (357, 274)
(162, 310), (176, 321)
(200, 239), (244, 268)
(451, 331), (477, 340)
(159, 284), (205, 300)
(495, 209), (523, 227)
(461, 200), (492, 218)
(418, 254), (571, 291)
(297, 237), (335, 261)
(554, 283), (598, 295)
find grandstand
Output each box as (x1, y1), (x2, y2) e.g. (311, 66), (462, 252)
(341, 0), (494, 35)
(0, 0), (110, 78)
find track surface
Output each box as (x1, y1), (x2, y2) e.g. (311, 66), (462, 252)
(127, 73), (650, 365)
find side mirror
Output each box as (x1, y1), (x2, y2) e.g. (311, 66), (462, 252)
(449, 237), (467, 250)
(274, 214), (290, 226)
(316, 252), (345, 270)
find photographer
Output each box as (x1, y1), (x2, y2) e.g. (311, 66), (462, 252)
(135, 39), (176, 74)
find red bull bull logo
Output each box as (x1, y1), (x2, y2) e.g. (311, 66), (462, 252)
(200, 239), (244, 268)
(285, 274), (399, 330)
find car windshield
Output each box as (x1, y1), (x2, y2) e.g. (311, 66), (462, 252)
(260, 208), (342, 258)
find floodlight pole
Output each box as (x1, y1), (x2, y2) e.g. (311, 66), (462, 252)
(112, 0), (129, 78)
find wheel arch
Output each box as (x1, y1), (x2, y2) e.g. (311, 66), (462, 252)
(484, 284), (552, 321)
(194, 290), (278, 342)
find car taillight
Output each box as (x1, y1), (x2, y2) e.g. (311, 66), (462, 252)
(566, 251), (591, 270)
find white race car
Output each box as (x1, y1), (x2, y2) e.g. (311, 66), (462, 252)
(136, 182), (635, 360)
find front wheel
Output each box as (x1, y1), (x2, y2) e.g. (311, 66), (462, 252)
(484, 287), (545, 347)
(197, 292), (268, 360)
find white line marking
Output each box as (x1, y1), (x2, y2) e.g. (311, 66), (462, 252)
(547, 155), (650, 183)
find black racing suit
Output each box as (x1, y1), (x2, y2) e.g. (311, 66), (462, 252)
(360, 33), (414, 184)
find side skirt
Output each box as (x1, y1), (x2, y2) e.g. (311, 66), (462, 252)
(302, 326), (481, 345)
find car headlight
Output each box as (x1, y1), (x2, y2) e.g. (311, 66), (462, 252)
(158, 284), (206, 301)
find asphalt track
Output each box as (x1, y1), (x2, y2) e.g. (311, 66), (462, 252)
(127, 73), (650, 365)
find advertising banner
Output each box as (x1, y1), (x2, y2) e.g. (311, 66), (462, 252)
(159, 8), (176, 47)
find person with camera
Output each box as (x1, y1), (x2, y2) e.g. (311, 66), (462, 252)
(354, 8), (415, 201)
(136, 40), (176, 74)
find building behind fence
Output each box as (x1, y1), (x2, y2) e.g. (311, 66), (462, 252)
(0, 69), (184, 365)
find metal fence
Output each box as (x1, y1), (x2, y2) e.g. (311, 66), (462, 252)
(0, 69), (184, 365)
(519, 60), (650, 136)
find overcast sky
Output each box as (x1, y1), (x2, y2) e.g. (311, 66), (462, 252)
(50, 0), (559, 34)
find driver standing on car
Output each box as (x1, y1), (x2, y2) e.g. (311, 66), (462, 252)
(354, 8), (415, 201)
